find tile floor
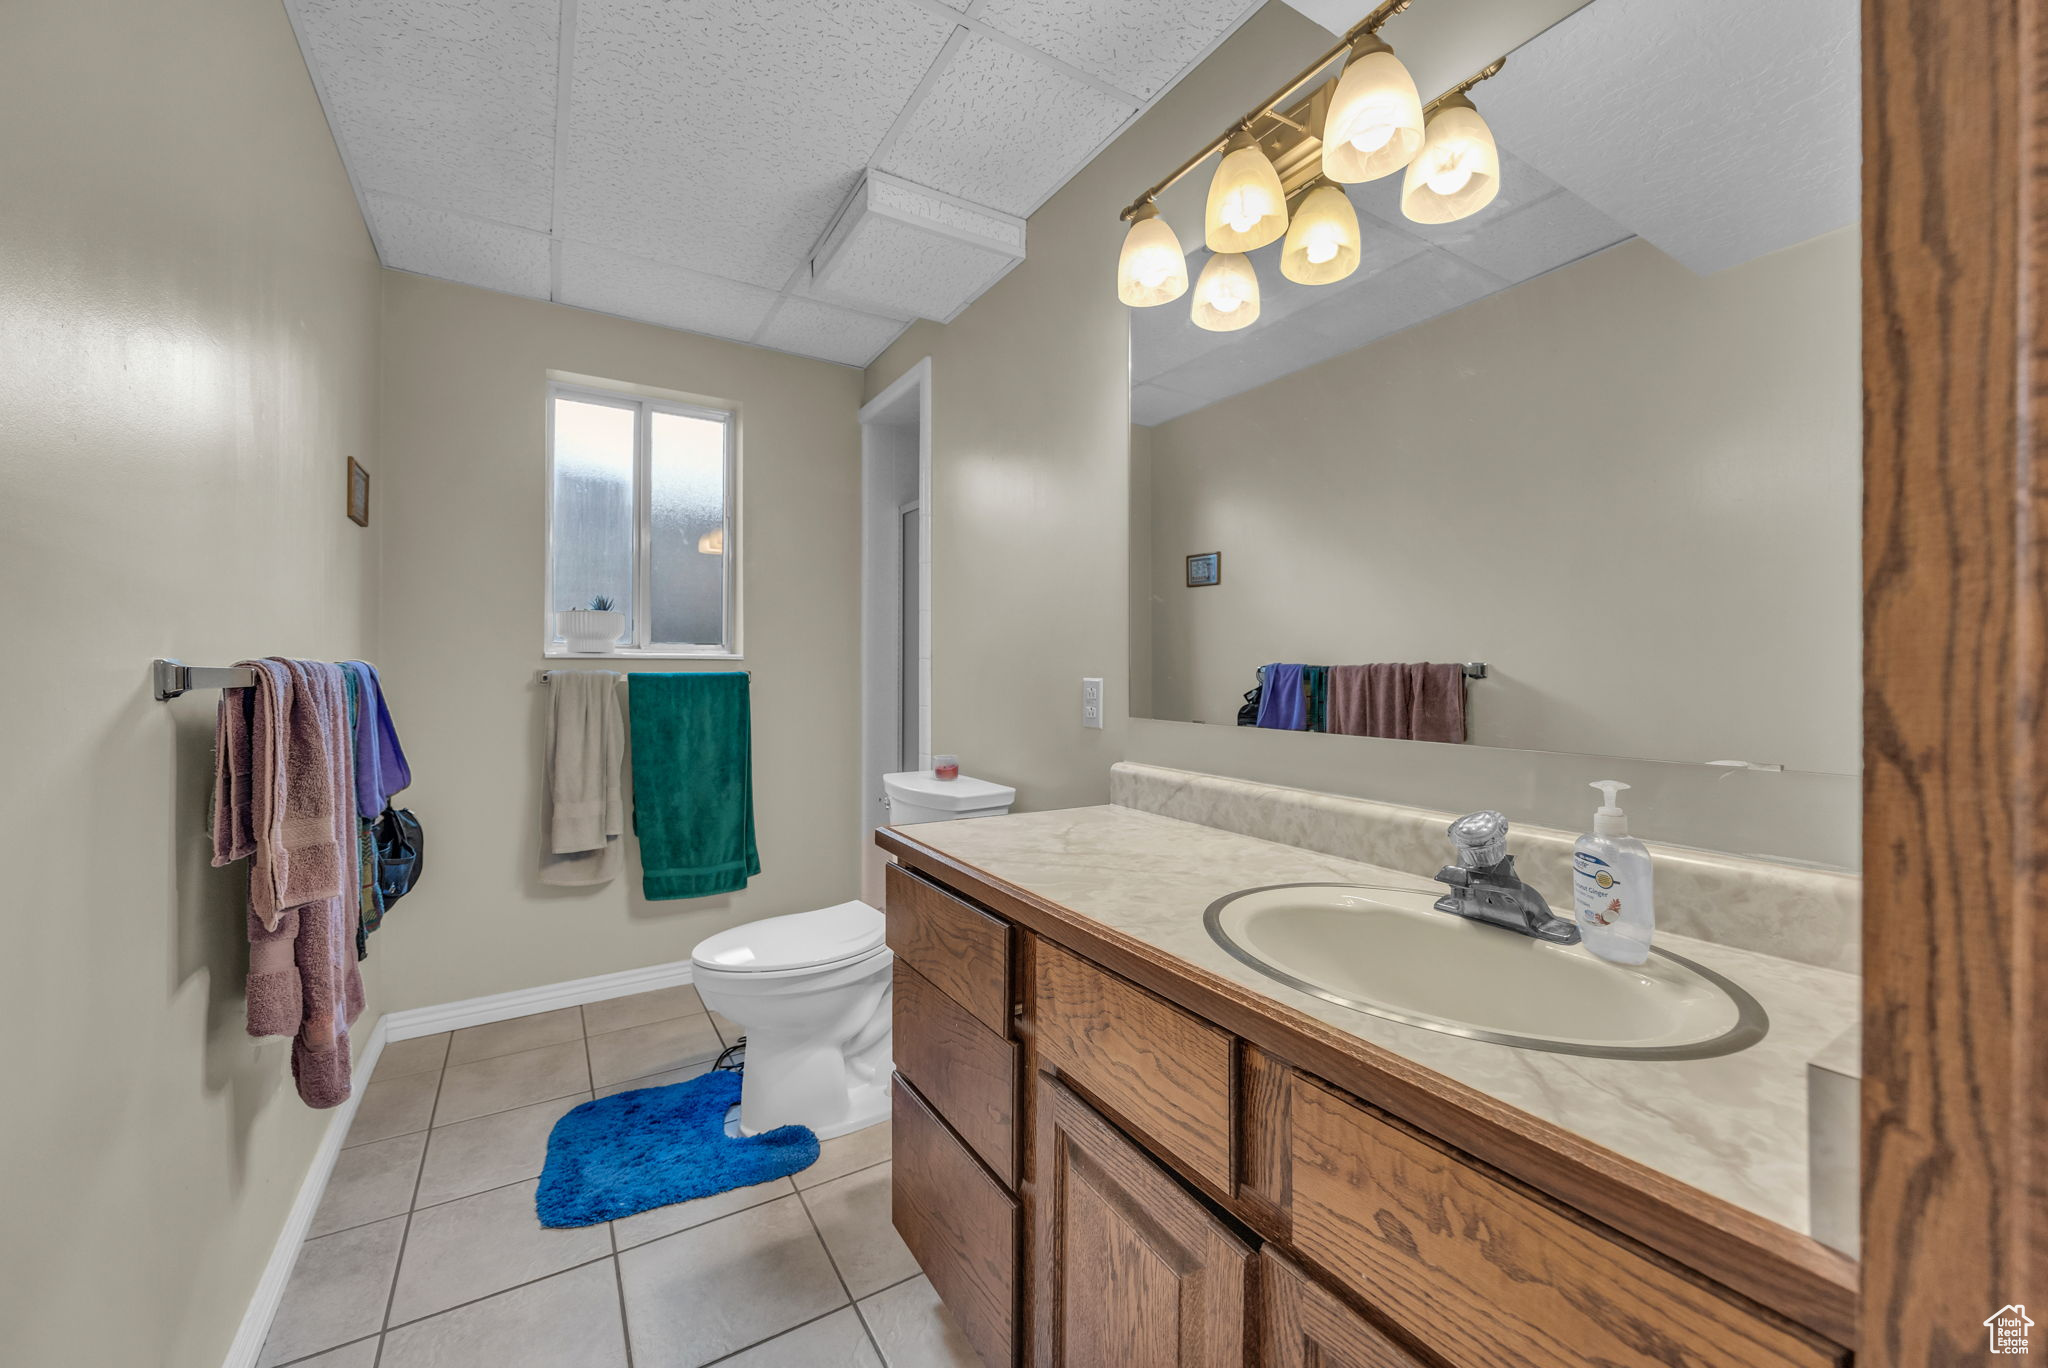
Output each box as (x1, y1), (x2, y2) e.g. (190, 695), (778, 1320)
(262, 985), (979, 1368)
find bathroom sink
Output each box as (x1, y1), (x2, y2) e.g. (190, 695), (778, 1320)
(1205, 884), (1766, 1060)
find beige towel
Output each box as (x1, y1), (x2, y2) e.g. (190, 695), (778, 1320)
(541, 670), (625, 885)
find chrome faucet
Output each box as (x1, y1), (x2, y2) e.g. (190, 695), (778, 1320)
(1432, 811), (1581, 945)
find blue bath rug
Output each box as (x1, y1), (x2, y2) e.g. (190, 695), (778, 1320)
(536, 1070), (819, 1227)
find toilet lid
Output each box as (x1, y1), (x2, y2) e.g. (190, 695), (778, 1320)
(691, 901), (886, 973)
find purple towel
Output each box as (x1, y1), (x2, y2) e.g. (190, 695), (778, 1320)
(1255, 663), (1308, 730)
(344, 660), (411, 817)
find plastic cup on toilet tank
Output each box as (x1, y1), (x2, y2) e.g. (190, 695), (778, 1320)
(932, 754), (959, 780)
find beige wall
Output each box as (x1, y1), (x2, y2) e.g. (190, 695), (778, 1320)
(0, 1), (384, 1363)
(864, 1), (1859, 868)
(1143, 230), (1862, 775)
(373, 273), (864, 1012)
(863, 3), (1326, 812)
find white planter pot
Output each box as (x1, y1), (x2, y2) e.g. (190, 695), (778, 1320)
(557, 609), (625, 653)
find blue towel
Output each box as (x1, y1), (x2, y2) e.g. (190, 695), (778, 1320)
(536, 1070), (818, 1226)
(1256, 663), (1308, 729)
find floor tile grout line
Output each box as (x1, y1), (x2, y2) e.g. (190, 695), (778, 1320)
(792, 1180), (877, 1360)
(270, 1330), (382, 1368)
(374, 1252), (621, 1339)
(691, 1303), (869, 1368)
(611, 1253), (637, 1368)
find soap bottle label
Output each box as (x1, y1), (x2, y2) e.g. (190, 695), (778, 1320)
(1573, 851), (1622, 926)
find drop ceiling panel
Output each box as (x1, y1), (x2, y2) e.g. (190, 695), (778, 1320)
(286, 0), (559, 229)
(756, 298), (910, 366)
(557, 240), (781, 341)
(559, 0), (956, 287)
(1420, 189), (1630, 286)
(367, 194), (553, 298)
(812, 212), (1021, 322)
(973, 0), (1258, 100)
(1478, 0), (1859, 275)
(879, 34), (1138, 217)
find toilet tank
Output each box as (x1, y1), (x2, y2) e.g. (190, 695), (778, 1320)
(883, 770), (1016, 825)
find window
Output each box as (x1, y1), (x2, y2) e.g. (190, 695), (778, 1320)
(545, 381), (738, 656)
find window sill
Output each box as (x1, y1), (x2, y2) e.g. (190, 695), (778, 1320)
(544, 647), (745, 661)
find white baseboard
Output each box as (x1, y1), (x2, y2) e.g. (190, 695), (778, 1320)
(221, 1014), (390, 1368)
(223, 957), (697, 1366)
(381, 958), (696, 1040)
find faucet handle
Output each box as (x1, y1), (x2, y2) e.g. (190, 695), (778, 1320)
(1446, 810), (1509, 867)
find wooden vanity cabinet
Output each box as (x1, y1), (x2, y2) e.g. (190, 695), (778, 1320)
(884, 853), (1855, 1368)
(1034, 1074), (1253, 1368)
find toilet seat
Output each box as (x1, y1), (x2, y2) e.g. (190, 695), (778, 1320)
(691, 900), (885, 975)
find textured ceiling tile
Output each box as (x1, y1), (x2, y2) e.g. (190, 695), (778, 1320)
(756, 298), (910, 367)
(556, 240), (782, 341)
(366, 194), (552, 298)
(813, 213), (1021, 321)
(973, 0), (1256, 100)
(286, 0), (558, 230)
(1295, 248), (1504, 353)
(1478, 0), (1859, 274)
(1132, 383), (1204, 428)
(1424, 190), (1631, 285)
(559, 0), (956, 288)
(879, 35), (1138, 217)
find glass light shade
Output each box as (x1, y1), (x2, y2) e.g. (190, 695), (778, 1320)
(1321, 42), (1425, 183)
(1117, 209), (1188, 306)
(1204, 134), (1288, 253)
(1191, 252), (1261, 332)
(1401, 97), (1501, 224)
(1280, 183), (1361, 285)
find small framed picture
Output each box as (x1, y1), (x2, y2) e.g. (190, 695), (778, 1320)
(346, 457), (370, 527)
(1186, 551), (1221, 587)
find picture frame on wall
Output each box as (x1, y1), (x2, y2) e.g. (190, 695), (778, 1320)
(1186, 551), (1220, 587)
(346, 457), (370, 527)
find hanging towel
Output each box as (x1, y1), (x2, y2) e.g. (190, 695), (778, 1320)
(213, 659), (365, 1108)
(1326, 663), (1467, 743)
(542, 671), (626, 887)
(1254, 663), (1309, 730)
(628, 672), (760, 900)
(343, 660), (411, 819)
(1302, 665), (1330, 733)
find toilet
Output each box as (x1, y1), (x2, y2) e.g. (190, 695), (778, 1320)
(693, 771), (1015, 1138)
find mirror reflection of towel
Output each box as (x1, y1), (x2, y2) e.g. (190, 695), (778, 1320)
(1326, 663), (1466, 743)
(1254, 663), (1308, 729)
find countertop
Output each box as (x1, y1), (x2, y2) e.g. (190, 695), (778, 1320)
(887, 803), (1860, 1238)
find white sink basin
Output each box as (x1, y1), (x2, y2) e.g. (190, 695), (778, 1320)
(1205, 884), (1766, 1059)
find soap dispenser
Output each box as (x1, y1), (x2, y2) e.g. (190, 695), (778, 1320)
(1572, 781), (1655, 964)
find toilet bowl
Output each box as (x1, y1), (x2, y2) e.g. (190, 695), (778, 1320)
(691, 901), (893, 1139)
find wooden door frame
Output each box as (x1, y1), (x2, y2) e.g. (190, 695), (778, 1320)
(1862, 1), (2047, 1361)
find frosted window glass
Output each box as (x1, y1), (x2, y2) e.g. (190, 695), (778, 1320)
(549, 397), (635, 642)
(648, 409), (731, 648)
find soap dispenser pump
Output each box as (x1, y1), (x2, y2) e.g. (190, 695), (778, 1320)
(1572, 781), (1655, 964)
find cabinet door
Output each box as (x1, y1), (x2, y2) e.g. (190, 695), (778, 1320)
(1034, 1074), (1252, 1368)
(1261, 1249), (1427, 1368)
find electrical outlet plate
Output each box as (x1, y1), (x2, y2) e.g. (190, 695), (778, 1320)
(1082, 677), (1104, 730)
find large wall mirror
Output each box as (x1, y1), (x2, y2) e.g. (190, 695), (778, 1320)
(1128, 1), (1860, 786)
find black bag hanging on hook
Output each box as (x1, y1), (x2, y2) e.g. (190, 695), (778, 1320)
(374, 808), (424, 907)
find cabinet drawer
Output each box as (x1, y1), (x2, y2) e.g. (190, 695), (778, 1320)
(893, 959), (1019, 1187)
(1262, 1248), (1428, 1368)
(887, 863), (1012, 1033)
(1031, 938), (1233, 1192)
(1288, 1076), (1844, 1368)
(893, 1075), (1017, 1368)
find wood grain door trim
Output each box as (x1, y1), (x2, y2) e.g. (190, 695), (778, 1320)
(1261, 1248), (1433, 1368)
(1860, 1), (2048, 1360)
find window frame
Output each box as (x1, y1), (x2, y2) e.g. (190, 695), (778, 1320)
(543, 379), (742, 659)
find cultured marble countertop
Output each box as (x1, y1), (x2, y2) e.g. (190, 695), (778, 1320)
(890, 803), (1860, 1237)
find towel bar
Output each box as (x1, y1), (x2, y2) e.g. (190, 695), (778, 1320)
(153, 659), (257, 701)
(536, 668), (751, 684)
(1463, 663), (1488, 680)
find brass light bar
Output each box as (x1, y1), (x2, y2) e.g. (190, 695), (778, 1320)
(1121, 42), (1509, 223)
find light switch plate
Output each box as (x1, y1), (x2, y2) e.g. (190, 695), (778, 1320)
(1081, 677), (1104, 730)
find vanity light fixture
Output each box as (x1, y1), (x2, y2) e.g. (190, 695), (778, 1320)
(1114, 0), (1510, 309)
(1117, 200), (1189, 306)
(1401, 69), (1505, 224)
(1280, 180), (1362, 285)
(1321, 34), (1425, 183)
(1191, 252), (1261, 331)
(1204, 129), (1289, 253)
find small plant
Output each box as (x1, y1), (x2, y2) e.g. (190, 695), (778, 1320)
(585, 595), (616, 612)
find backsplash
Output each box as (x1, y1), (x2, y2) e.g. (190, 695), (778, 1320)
(1110, 763), (1860, 974)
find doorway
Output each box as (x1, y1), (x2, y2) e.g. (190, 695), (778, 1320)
(858, 359), (931, 905)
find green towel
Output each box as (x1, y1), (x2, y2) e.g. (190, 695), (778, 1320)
(628, 673), (760, 900)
